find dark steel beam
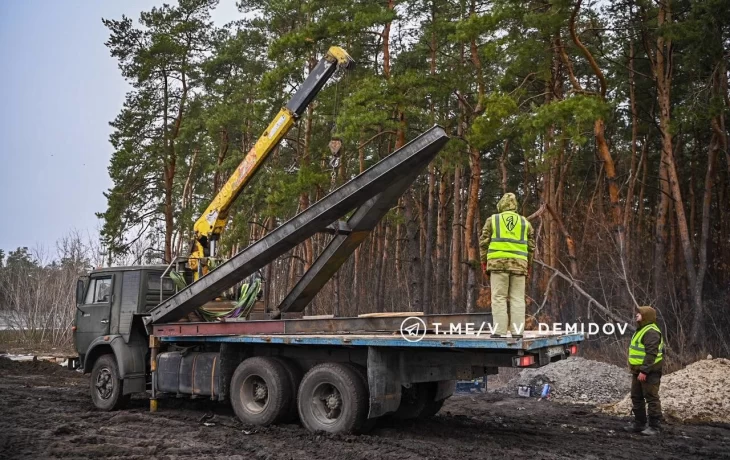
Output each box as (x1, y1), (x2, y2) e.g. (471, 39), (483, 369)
(278, 156), (428, 313)
(319, 221), (352, 235)
(148, 126), (450, 325)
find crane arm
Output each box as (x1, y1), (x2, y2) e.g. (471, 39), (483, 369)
(189, 46), (354, 276)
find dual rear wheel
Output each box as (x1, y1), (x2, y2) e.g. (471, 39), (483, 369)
(230, 357), (370, 433)
(230, 357), (447, 433)
(297, 362), (370, 434)
(230, 356), (293, 426)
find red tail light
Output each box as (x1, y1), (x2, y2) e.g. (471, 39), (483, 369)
(569, 345), (578, 355)
(515, 355), (535, 367)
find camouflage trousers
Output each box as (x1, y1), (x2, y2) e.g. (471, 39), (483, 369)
(630, 372), (662, 426)
(490, 271), (526, 335)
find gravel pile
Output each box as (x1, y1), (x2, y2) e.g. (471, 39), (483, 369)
(496, 356), (630, 404)
(602, 357), (730, 423)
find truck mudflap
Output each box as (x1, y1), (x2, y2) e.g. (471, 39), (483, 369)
(366, 348), (464, 418)
(367, 347), (401, 418)
(435, 380), (456, 402)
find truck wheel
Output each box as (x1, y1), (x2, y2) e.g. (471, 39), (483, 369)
(342, 363), (377, 433)
(298, 363), (367, 434)
(421, 399), (445, 417)
(391, 383), (430, 420)
(419, 382), (446, 418)
(269, 356), (303, 423)
(90, 354), (129, 411)
(230, 357), (292, 426)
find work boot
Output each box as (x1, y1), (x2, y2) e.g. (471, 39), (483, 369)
(623, 421), (646, 433)
(641, 420), (661, 436)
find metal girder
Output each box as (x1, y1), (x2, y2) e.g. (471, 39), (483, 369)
(147, 126), (450, 325)
(278, 154), (429, 314)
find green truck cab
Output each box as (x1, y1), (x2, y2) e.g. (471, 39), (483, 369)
(73, 266), (175, 410)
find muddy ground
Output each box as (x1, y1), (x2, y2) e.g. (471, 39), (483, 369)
(1, 357), (728, 460)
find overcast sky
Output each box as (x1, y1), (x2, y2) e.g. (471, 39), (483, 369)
(0, 0), (243, 259)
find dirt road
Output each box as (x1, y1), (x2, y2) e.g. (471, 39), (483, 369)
(1, 357), (728, 460)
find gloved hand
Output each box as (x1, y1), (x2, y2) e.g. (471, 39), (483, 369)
(481, 262), (487, 273)
(637, 372), (647, 382)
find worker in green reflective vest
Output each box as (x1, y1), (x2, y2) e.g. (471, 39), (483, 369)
(479, 193), (535, 339)
(624, 306), (664, 436)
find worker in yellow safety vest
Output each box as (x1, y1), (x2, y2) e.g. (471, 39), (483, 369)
(624, 306), (664, 436)
(479, 193), (535, 339)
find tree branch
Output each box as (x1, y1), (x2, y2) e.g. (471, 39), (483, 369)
(358, 130), (397, 150)
(510, 73), (536, 96)
(527, 203), (546, 221)
(535, 259), (633, 329)
(557, 35), (584, 93)
(569, 0), (607, 98)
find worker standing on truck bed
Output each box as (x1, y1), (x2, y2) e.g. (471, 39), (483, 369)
(624, 306), (664, 436)
(479, 193), (535, 338)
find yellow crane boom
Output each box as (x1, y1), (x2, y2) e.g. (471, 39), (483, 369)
(189, 46), (354, 278)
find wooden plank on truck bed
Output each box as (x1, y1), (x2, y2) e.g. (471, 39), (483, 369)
(357, 312), (423, 318)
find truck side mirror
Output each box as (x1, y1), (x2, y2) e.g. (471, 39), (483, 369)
(76, 280), (85, 305)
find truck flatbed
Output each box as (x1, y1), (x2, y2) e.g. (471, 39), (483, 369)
(159, 330), (584, 351)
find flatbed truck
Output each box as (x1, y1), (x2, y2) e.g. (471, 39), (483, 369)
(75, 266), (582, 434)
(72, 45), (584, 434)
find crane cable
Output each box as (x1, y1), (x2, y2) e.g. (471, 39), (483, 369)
(329, 66), (348, 185)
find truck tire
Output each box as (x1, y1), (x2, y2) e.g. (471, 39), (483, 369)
(230, 357), (292, 426)
(342, 363), (377, 434)
(420, 398), (445, 417)
(297, 363), (368, 434)
(391, 383), (430, 420)
(90, 354), (129, 411)
(419, 382), (446, 418)
(269, 356), (303, 423)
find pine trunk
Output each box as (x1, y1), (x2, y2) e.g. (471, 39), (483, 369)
(423, 165), (436, 314)
(353, 130), (366, 313)
(301, 104), (315, 271)
(376, 223), (390, 312)
(435, 170), (449, 313)
(373, 222), (384, 312)
(690, 63), (725, 340)
(451, 166), (462, 309)
(464, 146), (481, 313)
(405, 195), (422, 312)
(654, 154), (670, 303)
